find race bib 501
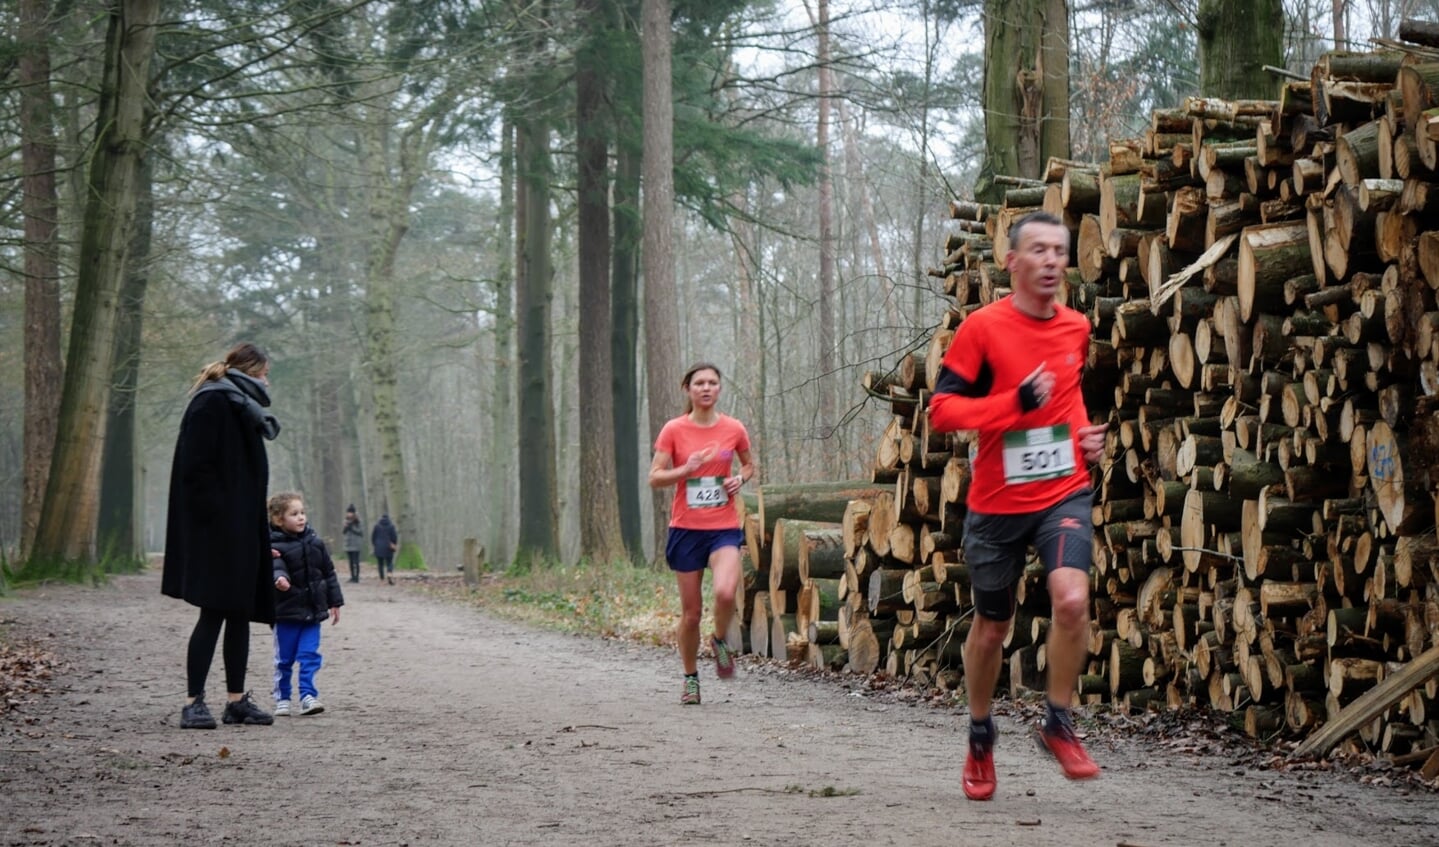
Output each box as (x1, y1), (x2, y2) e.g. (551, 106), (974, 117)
(1001, 424), (1076, 484)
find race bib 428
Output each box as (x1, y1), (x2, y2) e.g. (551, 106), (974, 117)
(686, 476), (728, 508)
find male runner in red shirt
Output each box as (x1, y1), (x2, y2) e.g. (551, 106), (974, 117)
(928, 211), (1108, 800)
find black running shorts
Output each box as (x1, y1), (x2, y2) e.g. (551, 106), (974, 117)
(961, 487), (1093, 622)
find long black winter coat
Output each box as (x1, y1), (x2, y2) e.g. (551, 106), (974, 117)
(270, 526), (345, 624)
(161, 374), (277, 624)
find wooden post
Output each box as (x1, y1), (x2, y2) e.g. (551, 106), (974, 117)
(462, 537), (485, 587)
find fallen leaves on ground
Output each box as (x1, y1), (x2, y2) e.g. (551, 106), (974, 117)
(0, 639), (64, 717)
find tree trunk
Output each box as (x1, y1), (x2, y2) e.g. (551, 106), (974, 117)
(980, 0), (1070, 200)
(770, 519), (837, 595)
(1196, 0), (1284, 100)
(1367, 420), (1431, 533)
(1335, 121), (1381, 186)
(756, 481), (889, 539)
(611, 104), (644, 561)
(642, 0), (682, 558)
(726, 190), (762, 473)
(358, 102), (429, 569)
(19, 0), (64, 559)
(1038, 0), (1070, 172)
(31, 0), (159, 564)
(490, 115), (517, 565)
(839, 101), (895, 328)
(363, 239), (416, 565)
(1238, 221), (1311, 322)
(311, 371), (345, 556)
(1399, 19), (1439, 47)
(576, 0), (625, 563)
(815, 0), (837, 457)
(516, 108), (560, 563)
(97, 152), (152, 564)
(798, 527), (846, 581)
(910, 6), (939, 321)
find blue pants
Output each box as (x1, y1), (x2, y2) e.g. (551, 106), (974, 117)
(273, 621), (323, 701)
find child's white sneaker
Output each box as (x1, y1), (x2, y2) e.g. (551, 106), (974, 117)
(273, 699), (291, 717)
(299, 695), (324, 716)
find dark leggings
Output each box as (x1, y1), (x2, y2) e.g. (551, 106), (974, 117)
(186, 608), (249, 698)
(347, 550), (361, 579)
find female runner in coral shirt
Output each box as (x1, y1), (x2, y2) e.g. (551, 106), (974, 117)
(649, 362), (756, 705)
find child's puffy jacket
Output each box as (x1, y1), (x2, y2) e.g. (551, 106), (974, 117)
(270, 526), (344, 623)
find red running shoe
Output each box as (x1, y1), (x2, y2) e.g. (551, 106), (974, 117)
(712, 636), (736, 679)
(962, 744), (996, 801)
(1036, 721), (1100, 780)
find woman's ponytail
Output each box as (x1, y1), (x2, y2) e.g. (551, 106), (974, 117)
(190, 342), (269, 392)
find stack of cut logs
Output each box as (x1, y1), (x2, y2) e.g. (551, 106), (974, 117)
(739, 32), (1439, 769)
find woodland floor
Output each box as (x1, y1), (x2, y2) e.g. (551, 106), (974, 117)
(1, 569), (1436, 847)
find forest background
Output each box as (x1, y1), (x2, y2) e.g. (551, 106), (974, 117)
(0, 0), (1423, 575)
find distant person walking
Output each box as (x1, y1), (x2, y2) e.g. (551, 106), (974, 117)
(648, 362), (755, 706)
(372, 514), (399, 585)
(341, 505), (364, 583)
(162, 342), (280, 729)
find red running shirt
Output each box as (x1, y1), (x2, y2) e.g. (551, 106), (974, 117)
(928, 296), (1093, 514)
(654, 413), (752, 530)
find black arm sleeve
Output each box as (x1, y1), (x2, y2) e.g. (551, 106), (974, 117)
(933, 365), (967, 396)
(935, 361), (1021, 408)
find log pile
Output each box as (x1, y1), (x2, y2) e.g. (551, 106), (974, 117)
(746, 35), (1439, 768)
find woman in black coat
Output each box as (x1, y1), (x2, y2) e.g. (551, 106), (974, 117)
(161, 342), (281, 729)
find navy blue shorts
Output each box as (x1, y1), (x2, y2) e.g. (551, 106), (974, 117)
(961, 487), (1093, 621)
(665, 527), (745, 573)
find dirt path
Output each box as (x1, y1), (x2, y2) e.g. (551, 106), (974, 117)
(1, 571), (1434, 847)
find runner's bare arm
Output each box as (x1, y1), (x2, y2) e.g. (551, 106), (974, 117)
(723, 447), (755, 497)
(648, 448), (710, 489)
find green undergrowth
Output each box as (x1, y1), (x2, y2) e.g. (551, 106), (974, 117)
(420, 556), (713, 648)
(393, 541), (426, 571)
(0, 550), (147, 595)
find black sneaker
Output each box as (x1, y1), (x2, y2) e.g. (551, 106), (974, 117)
(221, 692), (274, 726)
(180, 697), (217, 730)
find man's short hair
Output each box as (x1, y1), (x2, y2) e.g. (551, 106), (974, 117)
(1007, 210), (1065, 252)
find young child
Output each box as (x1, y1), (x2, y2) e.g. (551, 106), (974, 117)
(268, 492), (344, 716)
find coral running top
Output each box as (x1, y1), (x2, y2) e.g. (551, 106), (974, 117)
(928, 295), (1093, 514)
(654, 413), (751, 530)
